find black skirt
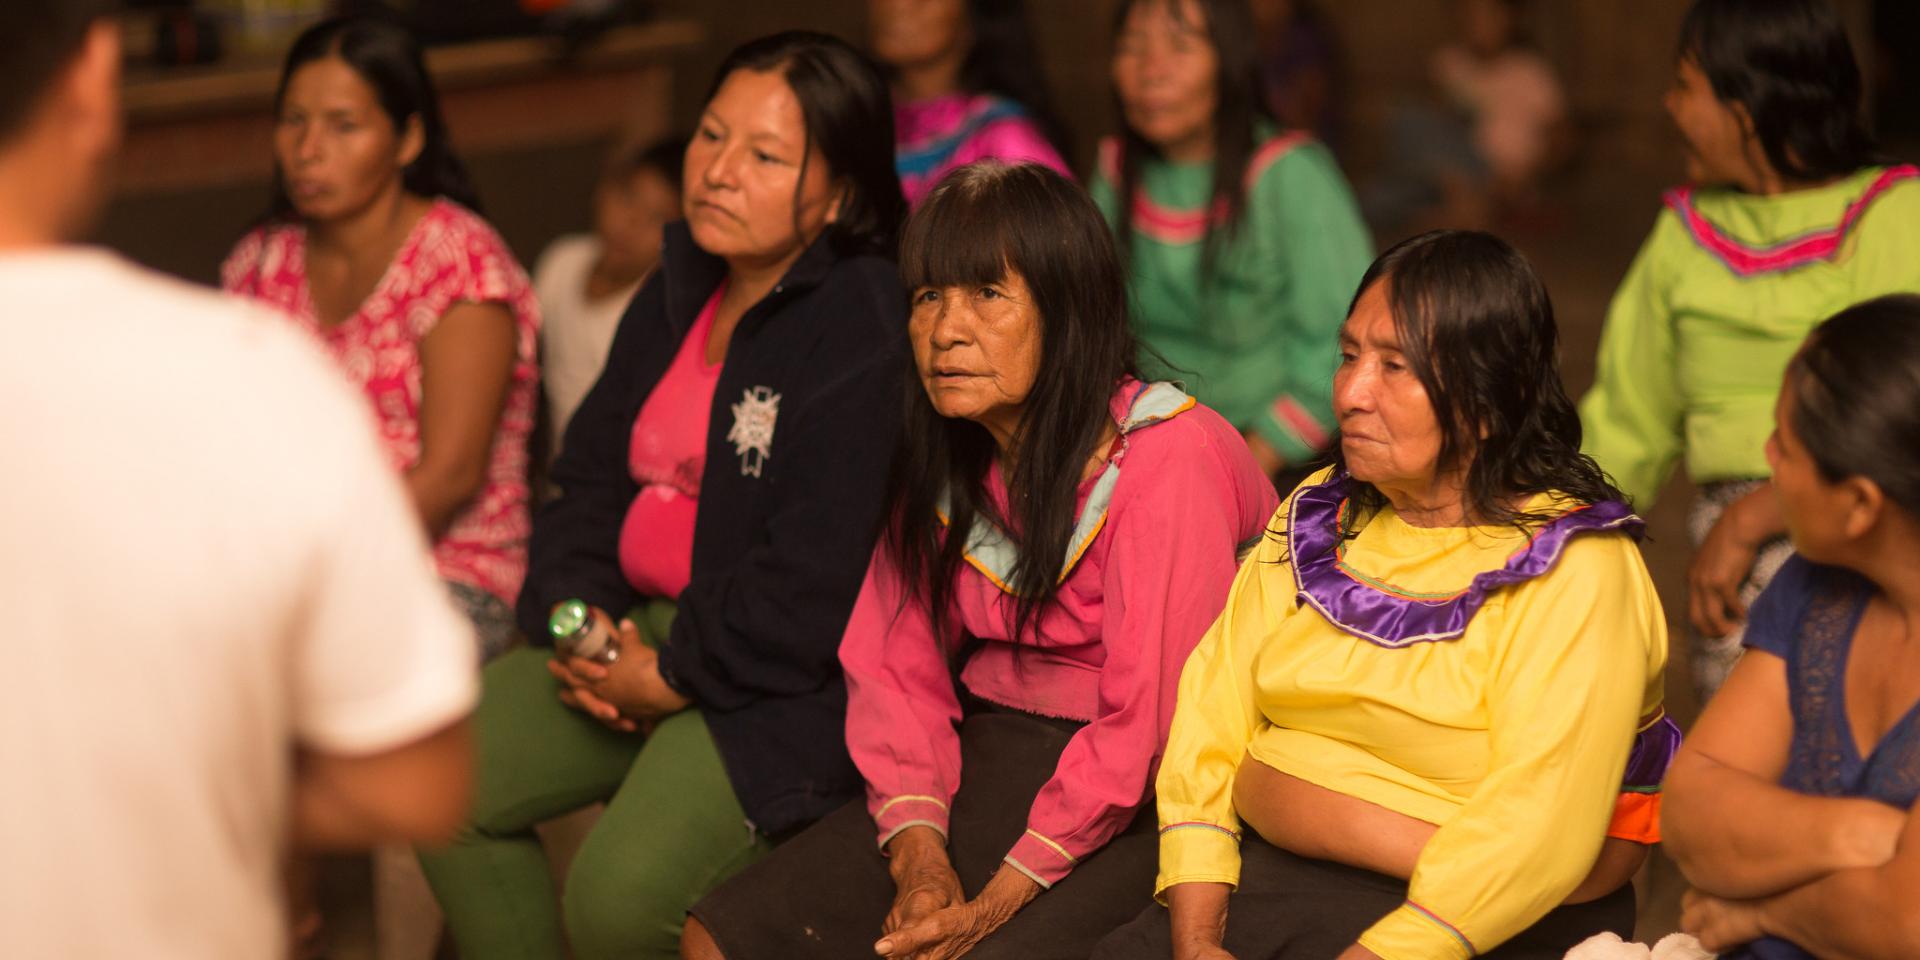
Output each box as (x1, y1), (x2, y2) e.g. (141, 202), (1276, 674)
(690, 705), (1158, 960)
(1090, 835), (1637, 960)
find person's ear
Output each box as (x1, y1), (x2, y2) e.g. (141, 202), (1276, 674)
(1729, 100), (1772, 168)
(397, 114), (426, 171)
(66, 21), (125, 165)
(1729, 98), (1757, 139)
(1838, 475), (1884, 542)
(823, 182), (848, 225)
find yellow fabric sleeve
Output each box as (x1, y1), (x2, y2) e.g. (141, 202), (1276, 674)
(1153, 490), (1306, 900)
(1358, 534), (1665, 958)
(1578, 212), (1686, 509)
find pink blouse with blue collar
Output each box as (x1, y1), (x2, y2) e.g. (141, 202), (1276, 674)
(840, 381), (1278, 887)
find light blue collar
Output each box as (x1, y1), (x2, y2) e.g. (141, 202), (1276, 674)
(937, 381), (1195, 593)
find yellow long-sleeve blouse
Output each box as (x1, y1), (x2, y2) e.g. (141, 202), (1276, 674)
(1156, 472), (1668, 960)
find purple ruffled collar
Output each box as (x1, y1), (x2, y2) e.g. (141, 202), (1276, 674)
(1288, 470), (1643, 648)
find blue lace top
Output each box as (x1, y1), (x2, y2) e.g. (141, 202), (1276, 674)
(1726, 555), (1920, 960)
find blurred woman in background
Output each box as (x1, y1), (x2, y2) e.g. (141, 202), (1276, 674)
(223, 14), (539, 658)
(1579, 0), (1920, 702)
(1096, 0), (1372, 488)
(868, 0), (1072, 207)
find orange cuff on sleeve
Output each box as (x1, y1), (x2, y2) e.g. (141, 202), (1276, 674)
(1605, 791), (1661, 844)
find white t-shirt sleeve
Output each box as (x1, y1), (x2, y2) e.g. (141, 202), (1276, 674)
(275, 331), (480, 755)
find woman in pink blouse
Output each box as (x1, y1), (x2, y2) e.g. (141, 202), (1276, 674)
(683, 163), (1275, 960)
(223, 16), (538, 658)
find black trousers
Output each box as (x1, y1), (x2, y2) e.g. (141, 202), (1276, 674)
(1091, 835), (1636, 960)
(692, 707), (1158, 960)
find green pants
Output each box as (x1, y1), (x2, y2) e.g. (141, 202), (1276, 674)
(418, 606), (770, 960)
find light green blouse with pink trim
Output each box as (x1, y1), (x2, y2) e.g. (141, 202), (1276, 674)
(1579, 166), (1920, 507)
(1090, 129), (1373, 465)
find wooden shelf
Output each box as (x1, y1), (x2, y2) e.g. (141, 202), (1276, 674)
(117, 18), (702, 194)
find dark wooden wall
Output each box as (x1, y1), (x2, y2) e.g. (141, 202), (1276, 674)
(100, 0), (1882, 283)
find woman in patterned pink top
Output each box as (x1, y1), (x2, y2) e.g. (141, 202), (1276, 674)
(223, 16), (539, 658)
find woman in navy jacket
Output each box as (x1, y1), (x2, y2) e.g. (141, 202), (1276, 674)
(418, 31), (908, 960)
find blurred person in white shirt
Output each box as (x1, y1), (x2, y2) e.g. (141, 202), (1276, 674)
(0, 4), (478, 957)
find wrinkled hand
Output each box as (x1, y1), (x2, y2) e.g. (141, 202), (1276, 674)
(884, 850), (965, 936)
(875, 865), (1038, 960)
(1174, 946), (1238, 960)
(549, 617), (689, 732)
(1680, 888), (1766, 952)
(874, 898), (1005, 960)
(1689, 488), (1782, 638)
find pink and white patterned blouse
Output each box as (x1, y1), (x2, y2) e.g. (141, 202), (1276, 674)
(221, 198), (541, 604)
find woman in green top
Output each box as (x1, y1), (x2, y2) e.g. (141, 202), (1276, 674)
(1579, 0), (1920, 700)
(1095, 0), (1371, 483)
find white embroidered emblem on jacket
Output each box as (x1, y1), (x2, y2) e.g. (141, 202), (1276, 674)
(727, 386), (781, 477)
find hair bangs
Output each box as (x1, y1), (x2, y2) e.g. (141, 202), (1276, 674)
(899, 178), (1018, 292)
(885, 161), (1140, 649)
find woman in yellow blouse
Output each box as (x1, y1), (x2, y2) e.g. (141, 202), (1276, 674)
(1093, 230), (1679, 960)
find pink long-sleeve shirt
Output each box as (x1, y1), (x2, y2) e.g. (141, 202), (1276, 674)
(841, 382), (1278, 887)
(894, 93), (1073, 208)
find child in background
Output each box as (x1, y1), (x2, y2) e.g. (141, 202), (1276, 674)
(1432, 0), (1565, 208)
(535, 137), (683, 455)
(1364, 0), (1566, 233)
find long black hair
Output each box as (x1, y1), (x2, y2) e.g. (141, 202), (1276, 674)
(1676, 0), (1879, 183)
(955, 0), (1071, 158)
(1110, 0), (1269, 272)
(1331, 230), (1625, 529)
(1788, 294), (1920, 518)
(267, 15), (480, 219)
(706, 31), (906, 258)
(887, 162), (1140, 642)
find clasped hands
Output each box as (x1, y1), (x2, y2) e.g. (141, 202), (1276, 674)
(547, 606), (689, 733)
(875, 826), (1039, 960)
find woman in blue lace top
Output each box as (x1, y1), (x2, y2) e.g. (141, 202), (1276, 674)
(1664, 293), (1920, 959)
